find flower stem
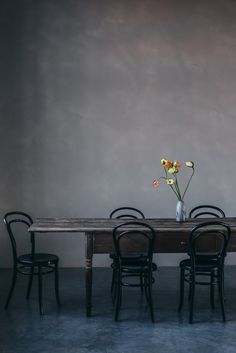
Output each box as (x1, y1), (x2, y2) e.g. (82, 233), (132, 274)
(164, 166), (167, 178)
(174, 174), (182, 201)
(158, 176), (180, 200)
(170, 184), (181, 199)
(182, 168), (195, 200)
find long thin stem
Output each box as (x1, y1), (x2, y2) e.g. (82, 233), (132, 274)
(170, 184), (181, 200)
(158, 176), (180, 199)
(164, 166), (167, 178)
(174, 174), (182, 200)
(182, 168), (195, 200)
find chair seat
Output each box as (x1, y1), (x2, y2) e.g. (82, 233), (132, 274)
(111, 254), (157, 272)
(180, 258), (218, 271)
(18, 253), (59, 266)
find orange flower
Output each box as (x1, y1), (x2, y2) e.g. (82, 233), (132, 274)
(161, 158), (167, 165)
(173, 160), (182, 168)
(161, 159), (173, 168)
(152, 179), (159, 188)
(165, 161), (173, 168)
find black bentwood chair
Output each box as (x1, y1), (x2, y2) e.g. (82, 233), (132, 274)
(189, 205), (225, 219)
(112, 221), (156, 322)
(178, 221), (231, 323)
(109, 207), (157, 300)
(110, 207), (145, 294)
(4, 212), (61, 315)
(188, 205), (226, 298)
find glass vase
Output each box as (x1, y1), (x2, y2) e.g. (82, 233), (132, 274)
(176, 200), (186, 222)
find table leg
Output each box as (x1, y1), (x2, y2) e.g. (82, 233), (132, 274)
(85, 232), (93, 317)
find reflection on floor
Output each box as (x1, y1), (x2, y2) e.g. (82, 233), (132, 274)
(1, 267), (236, 353)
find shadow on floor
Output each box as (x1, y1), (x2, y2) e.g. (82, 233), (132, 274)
(1, 267), (236, 353)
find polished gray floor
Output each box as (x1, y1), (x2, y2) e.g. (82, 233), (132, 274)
(1, 266), (236, 353)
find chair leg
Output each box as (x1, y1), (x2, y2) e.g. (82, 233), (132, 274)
(5, 266), (17, 309)
(210, 270), (215, 310)
(144, 275), (149, 303)
(38, 266), (43, 315)
(115, 272), (122, 321)
(140, 274), (144, 293)
(111, 268), (115, 293)
(112, 281), (117, 304)
(189, 273), (195, 324)
(187, 270), (191, 301)
(55, 262), (61, 306)
(147, 273), (155, 323)
(110, 266), (118, 304)
(222, 270), (226, 302)
(178, 267), (185, 311)
(26, 266), (34, 300)
(218, 269), (226, 322)
(188, 281), (191, 301)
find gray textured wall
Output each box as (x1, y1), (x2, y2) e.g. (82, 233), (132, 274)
(1, 0), (236, 267)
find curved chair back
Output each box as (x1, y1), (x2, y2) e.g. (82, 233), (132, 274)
(189, 205), (225, 219)
(4, 212), (34, 263)
(109, 207), (145, 220)
(113, 221), (155, 266)
(189, 221), (231, 268)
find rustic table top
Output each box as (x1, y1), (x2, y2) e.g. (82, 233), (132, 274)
(28, 217), (236, 233)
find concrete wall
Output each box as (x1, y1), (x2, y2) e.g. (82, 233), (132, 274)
(1, 0), (236, 267)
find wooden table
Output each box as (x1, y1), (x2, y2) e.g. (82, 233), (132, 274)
(29, 217), (236, 316)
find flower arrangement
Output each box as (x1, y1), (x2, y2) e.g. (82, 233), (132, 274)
(153, 159), (195, 201)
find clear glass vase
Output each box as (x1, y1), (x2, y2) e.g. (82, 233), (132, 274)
(176, 200), (186, 222)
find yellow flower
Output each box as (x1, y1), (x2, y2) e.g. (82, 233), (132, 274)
(166, 178), (174, 185)
(168, 167), (178, 174)
(185, 161), (194, 168)
(161, 158), (168, 166)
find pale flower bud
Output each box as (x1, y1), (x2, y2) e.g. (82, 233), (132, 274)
(152, 179), (159, 188)
(185, 161), (194, 168)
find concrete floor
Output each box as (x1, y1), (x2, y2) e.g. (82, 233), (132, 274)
(1, 266), (236, 353)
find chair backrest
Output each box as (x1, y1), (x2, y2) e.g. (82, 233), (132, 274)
(112, 221), (155, 266)
(109, 207), (145, 220)
(188, 221), (231, 267)
(189, 205), (225, 219)
(4, 212), (34, 263)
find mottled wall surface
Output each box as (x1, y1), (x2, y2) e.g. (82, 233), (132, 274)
(1, 0), (236, 267)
